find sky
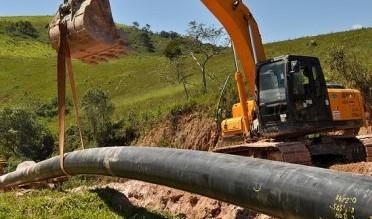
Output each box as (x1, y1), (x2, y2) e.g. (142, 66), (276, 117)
(0, 0), (371, 42)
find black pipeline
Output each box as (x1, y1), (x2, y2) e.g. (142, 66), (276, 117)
(1, 147), (371, 219)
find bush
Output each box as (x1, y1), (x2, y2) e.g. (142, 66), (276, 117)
(104, 119), (140, 146)
(36, 97), (72, 118)
(64, 125), (87, 152)
(160, 31), (180, 39)
(81, 89), (139, 147)
(0, 108), (55, 161)
(4, 156), (23, 173)
(327, 47), (372, 100)
(164, 39), (183, 60)
(5, 21), (39, 38)
(82, 89), (115, 147)
(308, 39), (318, 47)
(169, 101), (197, 127)
(138, 32), (155, 53)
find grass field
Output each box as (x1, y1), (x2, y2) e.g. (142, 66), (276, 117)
(0, 189), (169, 219)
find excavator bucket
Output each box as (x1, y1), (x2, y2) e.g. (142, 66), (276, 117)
(49, 0), (126, 64)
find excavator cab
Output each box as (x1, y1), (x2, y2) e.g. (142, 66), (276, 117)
(257, 55), (333, 138)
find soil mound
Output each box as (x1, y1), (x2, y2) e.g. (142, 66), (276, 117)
(93, 181), (272, 219)
(330, 162), (372, 176)
(137, 112), (218, 151)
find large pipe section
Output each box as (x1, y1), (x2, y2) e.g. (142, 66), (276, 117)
(1, 147), (371, 219)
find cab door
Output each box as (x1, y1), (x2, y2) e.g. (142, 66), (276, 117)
(288, 57), (331, 123)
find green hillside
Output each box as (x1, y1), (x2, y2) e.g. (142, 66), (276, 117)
(0, 15), (371, 219)
(0, 16), (371, 132)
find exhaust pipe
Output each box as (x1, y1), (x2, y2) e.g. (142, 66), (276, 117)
(1, 147), (371, 219)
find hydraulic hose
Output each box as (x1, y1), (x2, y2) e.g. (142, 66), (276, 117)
(0, 147), (371, 219)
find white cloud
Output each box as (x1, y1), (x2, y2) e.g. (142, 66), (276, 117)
(351, 24), (363, 30)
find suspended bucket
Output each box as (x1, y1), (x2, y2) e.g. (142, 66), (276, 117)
(49, 0), (127, 64)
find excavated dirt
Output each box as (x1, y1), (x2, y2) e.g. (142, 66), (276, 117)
(74, 180), (273, 219)
(330, 162), (372, 176)
(359, 126), (372, 135)
(136, 112), (218, 151)
(79, 162), (371, 219)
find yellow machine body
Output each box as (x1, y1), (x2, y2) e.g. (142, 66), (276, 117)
(221, 100), (256, 138)
(328, 89), (366, 122)
(222, 88), (367, 138)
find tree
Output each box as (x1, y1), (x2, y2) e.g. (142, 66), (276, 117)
(186, 21), (226, 93)
(160, 31), (180, 39)
(81, 89), (115, 147)
(164, 39), (193, 99)
(138, 32), (156, 53)
(142, 24), (152, 33)
(164, 39), (182, 60)
(5, 21), (39, 38)
(0, 108), (54, 161)
(132, 21), (140, 29)
(81, 89), (140, 147)
(327, 47), (372, 102)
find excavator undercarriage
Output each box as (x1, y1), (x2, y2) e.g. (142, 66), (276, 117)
(214, 135), (372, 167)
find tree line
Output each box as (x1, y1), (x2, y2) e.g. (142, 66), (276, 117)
(0, 88), (140, 172)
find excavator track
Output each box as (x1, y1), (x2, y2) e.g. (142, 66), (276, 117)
(213, 141), (312, 166)
(358, 135), (372, 162)
(214, 135), (372, 166)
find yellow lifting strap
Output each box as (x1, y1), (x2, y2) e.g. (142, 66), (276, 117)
(57, 22), (85, 176)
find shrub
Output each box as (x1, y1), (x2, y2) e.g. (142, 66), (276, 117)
(0, 108), (55, 161)
(81, 89), (139, 147)
(5, 21), (39, 38)
(82, 88), (115, 147)
(308, 39), (318, 47)
(327, 46), (372, 100)
(164, 39), (183, 60)
(4, 156), (23, 173)
(169, 101), (197, 128)
(36, 97), (72, 118)
(138, 32), (155, 53)
(160, 31), (180, 39)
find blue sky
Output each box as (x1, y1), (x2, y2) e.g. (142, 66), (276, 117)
(0, 0), (371, 42)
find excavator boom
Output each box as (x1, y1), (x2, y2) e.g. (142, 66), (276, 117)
(202, 0), (266, 93)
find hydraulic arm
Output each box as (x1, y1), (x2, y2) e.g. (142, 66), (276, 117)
(202, 0), (266, 136)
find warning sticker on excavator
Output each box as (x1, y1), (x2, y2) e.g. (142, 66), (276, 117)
(333, 111), (341, 120)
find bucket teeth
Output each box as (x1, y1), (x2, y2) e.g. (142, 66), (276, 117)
(48, 0), (127, 64)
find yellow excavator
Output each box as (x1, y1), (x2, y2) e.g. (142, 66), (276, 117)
(49, 0), (371, 166)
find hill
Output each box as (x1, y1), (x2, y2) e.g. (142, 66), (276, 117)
(0, 16), (371, 132)
(0, 15), (372, 219)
